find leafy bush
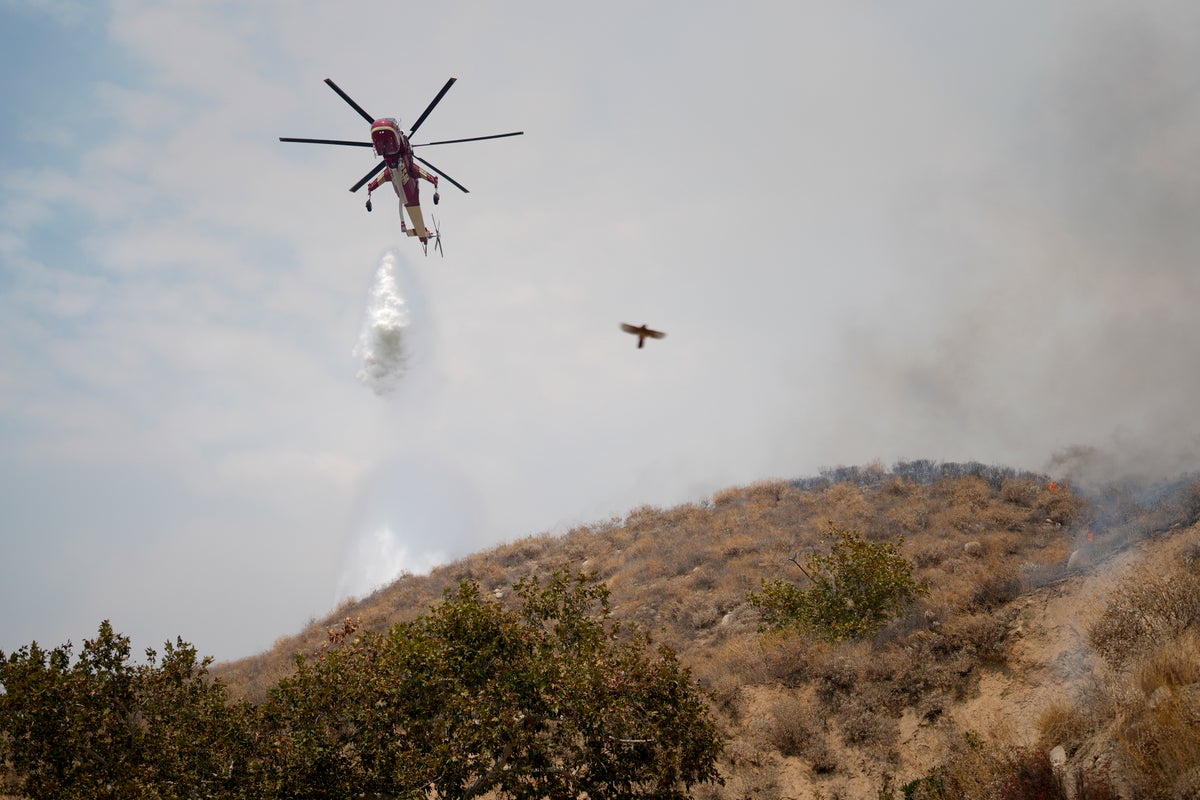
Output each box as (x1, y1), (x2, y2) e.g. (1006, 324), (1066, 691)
(0, 621), (256, 800)
(747, 526), (928, 642)
(2, 573), (724, 800)
(263, 570), (724, 800)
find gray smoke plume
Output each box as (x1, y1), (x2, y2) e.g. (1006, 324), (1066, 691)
(820, 5), (1200, 484)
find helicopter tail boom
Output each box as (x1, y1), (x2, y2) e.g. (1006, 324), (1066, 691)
(403, 203), (429, 241)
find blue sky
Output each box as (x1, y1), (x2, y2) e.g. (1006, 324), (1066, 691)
(3, 0), (1199, 662)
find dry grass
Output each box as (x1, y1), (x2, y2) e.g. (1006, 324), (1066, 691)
(760, 692), (822, 758)
(836, 692), (899, 750)
(1037, 698), (1099, 754)
(1022, 552), (1200, 799)
(1110, 632), (1200, 798)
(1135, 631), (1200, 696)
(902, 740), (1120, 800)
(1089, 561), (1200, 668)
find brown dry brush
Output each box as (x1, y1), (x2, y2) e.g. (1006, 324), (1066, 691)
(1089, 562), (1200, 669)
(1114, 635), (1200, 798)
(1051, 555), (1200, 798)
(897, 741), (1120, 800)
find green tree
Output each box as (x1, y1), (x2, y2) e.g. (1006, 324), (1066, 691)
(261, 569), (724, 800)
(0, 620), (258, 800)
(748, 526), (927, 641)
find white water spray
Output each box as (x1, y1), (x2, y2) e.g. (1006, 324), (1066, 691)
(338, 251), (485, 601)
(353, 250), (411, 396)
(335, 457), (485, 603)
(335, 523), (448, 600)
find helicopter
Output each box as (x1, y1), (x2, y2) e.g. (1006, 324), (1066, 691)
(280, 77), (523, 255)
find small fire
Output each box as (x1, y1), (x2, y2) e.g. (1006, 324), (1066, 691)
(1047, 481), (1068, 493)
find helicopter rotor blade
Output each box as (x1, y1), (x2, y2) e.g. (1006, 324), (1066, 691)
(414, 156), (469, 193)
(409, 77), (456, 136)
(413, 131), (524, 147)
(279, 137), (374, 147)
(350, 161), (387, 193)
(324, 78), (375, 124)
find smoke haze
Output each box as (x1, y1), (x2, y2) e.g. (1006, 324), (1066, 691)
(809, 3), (1200, 487)
(7, 1), (1200, 661)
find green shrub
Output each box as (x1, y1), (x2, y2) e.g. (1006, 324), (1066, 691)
(747, 526), (928, 642)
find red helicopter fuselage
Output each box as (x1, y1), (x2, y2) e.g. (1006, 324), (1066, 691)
(370, 118), (408, 166)
(369, 118), (433, 241)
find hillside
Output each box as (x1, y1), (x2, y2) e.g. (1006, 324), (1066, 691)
(215, 461), (1200, 799)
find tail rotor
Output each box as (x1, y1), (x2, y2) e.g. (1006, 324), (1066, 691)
(432, 216), (443, 257)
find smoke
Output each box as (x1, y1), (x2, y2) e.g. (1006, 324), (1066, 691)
(353, 249), (422, 396)
(1022, 6), (1200, 481)
(816, 4), (1200, 484)
(1049, 442), (1200, 491)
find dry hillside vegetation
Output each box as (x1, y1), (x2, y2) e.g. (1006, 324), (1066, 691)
(216, 462), (1200, 799)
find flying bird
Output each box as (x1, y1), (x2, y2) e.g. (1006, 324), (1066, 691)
(620, 323), (667, 349)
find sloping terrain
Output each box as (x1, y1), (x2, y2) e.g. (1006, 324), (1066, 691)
(215, 461), (1200, 798)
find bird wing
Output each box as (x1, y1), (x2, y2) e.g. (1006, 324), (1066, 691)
(644, 328), (666, 339)
(620, 323), (641, 335)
